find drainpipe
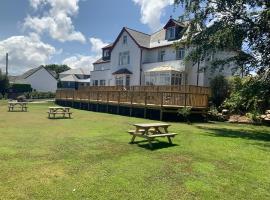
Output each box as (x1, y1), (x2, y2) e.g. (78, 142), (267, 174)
(139, 49), (142, 86)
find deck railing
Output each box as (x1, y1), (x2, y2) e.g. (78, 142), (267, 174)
(56, 85), (210, 108)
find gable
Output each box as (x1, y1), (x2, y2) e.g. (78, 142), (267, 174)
(25, 67), (57, 81)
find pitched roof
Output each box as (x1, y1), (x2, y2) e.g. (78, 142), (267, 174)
(124, 27), (151, 48)
(93, 58), (110, 64)
(13, 66), (57, 82)
(60, 68), (90, 75)
(112, 68), (133, 75)
(145, 66), (184, 72)
(60, 74), (90, 83)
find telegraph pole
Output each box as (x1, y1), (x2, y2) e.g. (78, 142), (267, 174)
(5, 53), (8, 76)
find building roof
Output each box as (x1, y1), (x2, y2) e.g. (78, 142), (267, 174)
(112, 68), (133, 75)
(93, 58), (110, 64)
(10, 66), (57, 83)
(60, 68), (90, 75)
(60, 74), (90, 83)
(124, 27), (151, 48)
(145, 66), (183, 73)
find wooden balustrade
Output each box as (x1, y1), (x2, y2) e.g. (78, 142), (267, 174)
(56, 85), (210, 109)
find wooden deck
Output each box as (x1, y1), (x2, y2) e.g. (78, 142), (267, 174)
(55, 85), (210, 120)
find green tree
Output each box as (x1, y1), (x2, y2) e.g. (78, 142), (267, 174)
(174, 0), (270, 76)
(0, 70), (9, 97)
(210, 75), (230, 107)
(43, 64), (70, 78)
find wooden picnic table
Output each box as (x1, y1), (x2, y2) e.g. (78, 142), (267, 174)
(8, 102), (28, 112)
(47, 106), (72, 119)
(128, 123), (177, 149)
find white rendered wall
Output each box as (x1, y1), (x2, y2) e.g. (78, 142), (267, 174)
(25, 68), (57, 92)
(110, 30), (141, 86)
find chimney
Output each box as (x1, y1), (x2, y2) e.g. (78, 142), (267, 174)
(5, 53), (8, 76)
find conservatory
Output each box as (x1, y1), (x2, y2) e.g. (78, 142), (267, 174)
(144, 66), (184, 86)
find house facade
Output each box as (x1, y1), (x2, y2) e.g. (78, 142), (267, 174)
(10, 66), (58, 92)
(91, 18), (236, 87)
(59, 68), (90, 89)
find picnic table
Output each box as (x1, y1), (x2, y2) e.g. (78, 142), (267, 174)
(8, 102), (28, 112)
(47, 107), (72, 119)
(128, 123), (177, 149)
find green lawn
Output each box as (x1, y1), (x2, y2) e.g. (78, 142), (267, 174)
(0, 101), (269, 200)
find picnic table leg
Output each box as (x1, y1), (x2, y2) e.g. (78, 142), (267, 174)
(147, 138), (153, 149)
(167, 136), (172, 144)
(130, 135), (136, 144)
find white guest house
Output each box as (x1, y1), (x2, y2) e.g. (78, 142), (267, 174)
(91, 18), (235, 87)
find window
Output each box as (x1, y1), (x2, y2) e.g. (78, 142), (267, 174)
(171, 73), (182, 85)
(93, 80), (98, 86)
(104, 50), (110, 57)
(123, 35), (127, 44)
(115, 76), (124, 86)
(145, 72), (183, 86)
(166, 27), (175, 40)
(119, 51), (130, 65)
(176, 48), (185, 60)
(100, 80), (106, 86)
(158, 50), (166, 62)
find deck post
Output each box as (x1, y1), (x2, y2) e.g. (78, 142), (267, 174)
(106, 91), (109, 113)
(130, 91), (133, 116)
(96, 91), (99, 112)
(144, 92), (147, 118)
(88, 91), (90, 110)
(117, 91), (120, 114)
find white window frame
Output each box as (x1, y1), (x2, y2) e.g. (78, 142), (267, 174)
(123, 35), (127, 44)
(104, 49), (110, 57)
(119, 51), (130, 66)
(115, 76), (124, 86)
(167, 27), (176, 40)
(158, 50), (166, 62)
(176, 48), (185, 60)
(99, 80), (106, 86)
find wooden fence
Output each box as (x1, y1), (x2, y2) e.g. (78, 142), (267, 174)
(56, 85), (210, 109)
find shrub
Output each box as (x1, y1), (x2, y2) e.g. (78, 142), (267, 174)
(223, 76), (270, 114)
(177, 106), (192, 123)
(10, 84), (32, 93)
(30, 91), (55, 99)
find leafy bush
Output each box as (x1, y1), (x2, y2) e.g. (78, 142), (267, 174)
(10, 84), (32, 93)
(209, 75), (230, 107)
(30, 91), (55, 99)
(177, 106), (192, 123)
(207, 106), (226, 121)
(223, 76), (270, 114)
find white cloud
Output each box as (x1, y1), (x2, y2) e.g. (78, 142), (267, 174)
(132, 0), (174, 31)
(0, 34), (56, 75)
(62, 37), (108, 70)
(24, 0), (85, 43)
(62, 55), (98, 70)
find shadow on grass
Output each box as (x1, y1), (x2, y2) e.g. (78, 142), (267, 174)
(196, 126), (270, 142)
(131, 140), (178, 151)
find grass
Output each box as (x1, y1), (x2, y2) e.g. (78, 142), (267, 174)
(0, 100), (269, 200)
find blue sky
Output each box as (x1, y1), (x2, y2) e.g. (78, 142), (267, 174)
(0, 0), (183, 75)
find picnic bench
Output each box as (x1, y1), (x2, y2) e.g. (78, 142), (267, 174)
(8, 102), (28, 112)
(128, 123), (177, 149)
(47, 107), (72, 119)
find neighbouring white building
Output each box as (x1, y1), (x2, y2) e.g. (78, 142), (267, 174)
(59, 68), (90, 89)
(91, 18), (236, 87)
(10, 66), (58, 92)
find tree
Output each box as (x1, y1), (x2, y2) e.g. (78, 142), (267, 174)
(0, 70), (9, 97)
(210, 75), (229, 107)
(43, 64), (70, 78)
(174, 0), (270, 76)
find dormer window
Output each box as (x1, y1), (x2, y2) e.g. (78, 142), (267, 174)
(104, 50), (110, 57)
(123, 35), (127, 44)
(166, 27), (175, 40)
